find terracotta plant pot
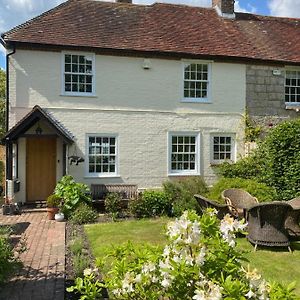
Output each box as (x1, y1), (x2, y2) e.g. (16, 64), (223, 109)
(47, 207), (59, 220)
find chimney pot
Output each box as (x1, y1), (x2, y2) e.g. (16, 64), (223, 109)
(213, 0), (235, 17)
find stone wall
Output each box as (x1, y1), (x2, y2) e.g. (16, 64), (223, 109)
(246, 65), (299, 129)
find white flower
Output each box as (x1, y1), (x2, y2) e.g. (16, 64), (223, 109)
(195, 247), (206, 265)
(246, 289), (256, 299)
(112, 288), (122, 296)
(142, 262), (156, 274)
(134, 274), (142, 283)
(83, 268), (92, 276)
(163, 245), (170, 257)
(121, 272), (135, 293)
(193, 289), (205, 300)
(161, 277), (171, 288)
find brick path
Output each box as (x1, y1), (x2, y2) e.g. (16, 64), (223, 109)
(0, 210), (65, 300)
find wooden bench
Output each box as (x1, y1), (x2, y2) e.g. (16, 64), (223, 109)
(91, 184), (138, 209)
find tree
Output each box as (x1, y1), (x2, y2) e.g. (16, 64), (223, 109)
(0, 69), (6, 138)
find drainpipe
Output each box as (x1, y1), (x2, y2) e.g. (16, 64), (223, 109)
(0, 36), (16, 201)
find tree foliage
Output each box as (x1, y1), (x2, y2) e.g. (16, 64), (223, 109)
(218, 118), (300, 200)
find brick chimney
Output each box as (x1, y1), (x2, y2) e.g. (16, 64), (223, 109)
(212, 0), (235, 18)
(116, 0), (132, 3)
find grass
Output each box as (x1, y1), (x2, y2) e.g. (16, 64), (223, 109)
(85, 218), (300, 296)
(237, 238), (300, 295)
(85, 218), (169, 259)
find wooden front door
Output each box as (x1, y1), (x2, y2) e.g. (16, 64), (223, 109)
(26, 137), (57, 202)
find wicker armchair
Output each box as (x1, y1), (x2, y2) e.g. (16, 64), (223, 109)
(222, 189), (258, 218)
(247, 202), (292, 251)
(194, 194), (238, 220)
(285, 197), (300, 240)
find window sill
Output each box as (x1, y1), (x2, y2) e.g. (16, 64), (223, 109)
(285, 103), (300, 111)
(181, 98), (211, 104)
(168, 172), (200, 177)
(60, 93), (97, 98)
(84, 174), (121, 178)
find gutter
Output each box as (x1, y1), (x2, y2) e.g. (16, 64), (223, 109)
(0, 36), (16, 188)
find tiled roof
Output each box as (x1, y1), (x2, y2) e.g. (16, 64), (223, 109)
(4, 105), (74, 144)
(2, 0), (300, 64)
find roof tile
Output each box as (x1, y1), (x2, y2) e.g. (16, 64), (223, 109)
(2, 0), (300, 63)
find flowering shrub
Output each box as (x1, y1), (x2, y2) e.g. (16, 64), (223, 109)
(68, 210), (297, 299)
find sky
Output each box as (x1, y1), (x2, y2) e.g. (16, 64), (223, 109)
(0, 0), (300, 70)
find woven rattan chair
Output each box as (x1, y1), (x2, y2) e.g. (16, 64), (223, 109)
(222, 189), (258, 218)
(247, 202), (292, 251)
(194, 194), (238, 220)
(285, 197), (300, 240)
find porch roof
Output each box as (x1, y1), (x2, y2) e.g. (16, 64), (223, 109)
(3, 105), (74, 144)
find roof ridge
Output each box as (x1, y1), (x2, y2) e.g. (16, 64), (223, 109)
(2, 0), (71, 38)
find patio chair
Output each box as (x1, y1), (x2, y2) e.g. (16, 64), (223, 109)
(247, 202), (292, 251)
(285, 197), (300, 240)
(194, 194), (238, 220)
(221, 189), (258, 219)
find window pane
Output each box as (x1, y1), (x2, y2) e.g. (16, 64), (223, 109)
(72, 55), (78, 63)
(65, 54), (71, 63)
(170, 134), (197, 173)
(88, 136), (117, 174)
(65, 64), (71, 72)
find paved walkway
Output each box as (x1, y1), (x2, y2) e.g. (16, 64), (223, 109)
(0, 210), (65, 300)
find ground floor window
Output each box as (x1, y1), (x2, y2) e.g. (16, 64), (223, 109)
(86, 135), (117, 176)
(168, 132), (200, 175)
(211, 134), (235, 163)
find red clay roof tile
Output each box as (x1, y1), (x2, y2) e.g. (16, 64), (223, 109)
(2, 0), (300, 64)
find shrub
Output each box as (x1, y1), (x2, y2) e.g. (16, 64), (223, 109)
(70, 203), (98, 225)
(73, 254), (91, 278)
(207, 177), (277, 202)
(217, 118), (300, 200)
(54, 175), (91, 218)
(69, 238), (84, 256)
(129, 190), (172, 218)
(46, 194), (62, 208)
(104, 193), (122, 220)
(163, 176), (208, 216)
(259, 119), (300, 200)
(0, 226), (23, 284)
(70, 210), (296, 299)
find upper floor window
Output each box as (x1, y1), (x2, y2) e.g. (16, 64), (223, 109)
(86, 134), (118, 177)
(211, 134), (235, 164)
(183, 62), (210, 102)
(168, 132), (200, 175)
(63, 53), (95, 95)
(285, 70), (300, 104)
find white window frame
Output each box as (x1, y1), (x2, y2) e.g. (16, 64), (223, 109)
(285, 67), (300, 105)
(61, 51), (96, 97)
(168, 132), (200, 176)
(181, 60), (212, 103)
(85, 133), (119, 178)
(210, 133), (236, 164)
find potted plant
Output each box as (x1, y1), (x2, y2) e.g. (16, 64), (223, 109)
(46, 194), (62, 220)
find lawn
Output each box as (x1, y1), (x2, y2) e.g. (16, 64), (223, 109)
(85, 218), (300, 296)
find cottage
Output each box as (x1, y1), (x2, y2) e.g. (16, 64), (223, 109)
(1, 0), (299, 203)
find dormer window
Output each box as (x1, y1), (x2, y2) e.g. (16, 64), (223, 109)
(62, 52), (95, 96)
(285, 70), (300, 104)
(182, 62), (211, 102)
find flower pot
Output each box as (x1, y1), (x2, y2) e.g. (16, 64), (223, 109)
(55, 212), (64, 222)
(47, 207), (59, 220)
